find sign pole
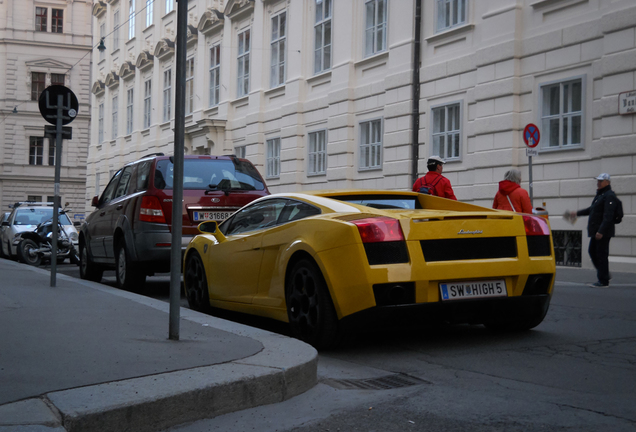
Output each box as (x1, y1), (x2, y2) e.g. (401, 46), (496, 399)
(528, 137), (533, 207)
(50, 94), (64, 287)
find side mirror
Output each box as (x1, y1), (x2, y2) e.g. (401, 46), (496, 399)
(1, 221), (8, 227)
(197, 221), (218, 234)
(91, 196), (99, 207)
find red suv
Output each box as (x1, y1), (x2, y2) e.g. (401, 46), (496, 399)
(79, 153), (269, 290)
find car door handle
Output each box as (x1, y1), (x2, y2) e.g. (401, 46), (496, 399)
(99, 212), (106, 216)
(116, 205), (123, 210)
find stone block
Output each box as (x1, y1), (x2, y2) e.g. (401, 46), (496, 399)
(446, 55), (475, 77)
(475, 40), (517, 67)
(477, 64), (496, 84)
(421, 63), (448, 83)
(610, 236), (631, 256)
(435, 75), (461, 95)
(521, 31), (562, 57)
(600, 5), (636, 35)
(460, 71), (477, 90)
(495, 59), (515, 80)
(472, 113), (516, 136)
(602, 72), (634, 97)
(563, 20), (602, 46)
(520, 53), (546, 75)
(473, 133), (494, 152)
(601, 49), (636, 77)
(474, 77), (518, 101)
(494, 130), (515, 150)
(546, 45), (581, 70)
(600, 114), (633, 137)
(495, 96), (515, 115)
(604, 28), (635, 55)
(544, 161), (579, 180)
(581, 39), (604, 63)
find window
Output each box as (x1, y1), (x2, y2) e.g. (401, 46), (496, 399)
(432, 103), (461, 160)
(143, 79), (152, 128)
(51, 73), (65, 86)
(541, 78), (583, 149)
(436, 0), (467, 32)
(99, 22), (106, 61)
(209, 45), (220, 107)
(186, 57), (194, 114)
(113, 10), (120, 49)
(146, 0), (153, 27)
(126, 88), (134, 134)
(364, 0), (387, 57)
(35, 7), (47, 32)
(48, 139), (56, 166)
(237, 28), (250, 97)
(128, 0), (135, 39)
(235, 146), (246, 159)
(29, 137), (44, 165)
(165, 0), (173, 13)
(98, 103), (104, 143)
(266, 138), (281, 178)
(270, 11), (286, 88)
(163, 68), (171, 122)
(308, 130), (327, 175)
(31, 72), (46, 100)
(359, 120), (383, 169)
(314, 0), (332, 74)
(52, 9), (63, 33)
(112, 95), (118, 138)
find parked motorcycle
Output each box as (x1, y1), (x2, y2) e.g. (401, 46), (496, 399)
(16, 209), (80, 267)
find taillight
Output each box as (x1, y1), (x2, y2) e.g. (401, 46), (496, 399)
(139, 196), (167, 223)
(352, 217), (405, 243)
(523, 215), (550, 236)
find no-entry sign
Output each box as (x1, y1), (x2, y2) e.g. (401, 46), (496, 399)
(523, 124), (540, 148)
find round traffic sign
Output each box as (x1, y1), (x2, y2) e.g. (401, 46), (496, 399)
(523, 124), (540, 148)
(38, 85), (79, 126)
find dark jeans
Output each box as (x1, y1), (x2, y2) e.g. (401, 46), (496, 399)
(588, 236), (611, 285)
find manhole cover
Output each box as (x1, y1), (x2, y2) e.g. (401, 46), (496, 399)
(322, 374), (428, 390)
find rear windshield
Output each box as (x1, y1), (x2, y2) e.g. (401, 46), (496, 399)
(154, 159), (266, 191)
(14, 208), (72, 226)
(333, 194), (422, 210)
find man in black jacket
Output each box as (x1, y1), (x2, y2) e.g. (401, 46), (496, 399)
(569, 173), (618, 287)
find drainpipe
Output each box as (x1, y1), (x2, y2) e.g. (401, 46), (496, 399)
(411, 0), (422, 187)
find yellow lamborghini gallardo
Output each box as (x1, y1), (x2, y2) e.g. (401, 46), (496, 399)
(184, 190), (555, 349)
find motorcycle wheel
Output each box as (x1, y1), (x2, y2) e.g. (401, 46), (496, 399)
(70, 247), (80, 265)
(18, 239), (42, 266)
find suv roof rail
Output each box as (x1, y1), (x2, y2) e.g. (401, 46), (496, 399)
(140, 152), (165, 159)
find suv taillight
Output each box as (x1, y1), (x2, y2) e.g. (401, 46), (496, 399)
(139, 196), (167, 223)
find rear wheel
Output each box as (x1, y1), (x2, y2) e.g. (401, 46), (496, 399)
(18, 239), (41, 267)
(286, 259), (340, 350)
(184, 251), (211, 313)
(79, 243), (103, 282)
(115, 239), (146, 291)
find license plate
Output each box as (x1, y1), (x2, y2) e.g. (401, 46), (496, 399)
(439, 279), (507, 301)
(193, 211), (231, 222)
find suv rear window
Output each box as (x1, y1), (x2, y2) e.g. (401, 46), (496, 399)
(154, 159), (266, 191)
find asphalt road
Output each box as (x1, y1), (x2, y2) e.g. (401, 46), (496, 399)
(42, 263), (636, 431)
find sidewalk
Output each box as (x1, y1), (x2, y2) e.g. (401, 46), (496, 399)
(0, 259), (317, 432)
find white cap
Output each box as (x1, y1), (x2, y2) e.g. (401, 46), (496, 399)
(595, 173), (610, 181)
(427, 155), (446, 165)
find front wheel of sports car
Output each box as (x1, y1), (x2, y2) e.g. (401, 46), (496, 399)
(286, 259), (340, 350)
(184, 252), (211, 313)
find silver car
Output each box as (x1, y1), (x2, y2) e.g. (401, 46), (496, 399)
(0, 203), (79, 260)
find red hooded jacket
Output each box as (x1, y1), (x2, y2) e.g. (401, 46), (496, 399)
(492, 180), (532, 213)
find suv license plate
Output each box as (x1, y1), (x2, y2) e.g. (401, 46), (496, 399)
(439, 279), (507, 301)
(193, 211), (231, 222)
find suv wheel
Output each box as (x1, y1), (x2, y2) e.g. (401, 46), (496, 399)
(79, 243), (103, 282)
(116, 239), (146, 291)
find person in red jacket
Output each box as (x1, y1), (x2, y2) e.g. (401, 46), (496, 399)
(412, 156), (457, 200)
(492, 169), (532, 213)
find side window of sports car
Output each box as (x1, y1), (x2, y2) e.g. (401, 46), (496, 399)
(100, 170), (123, 205)
(279, 201), (321, 224)
(225, 199), (287, 235)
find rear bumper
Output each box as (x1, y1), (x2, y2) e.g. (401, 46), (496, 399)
(132, 231), (192, 271)
(340, 294), (552, 329)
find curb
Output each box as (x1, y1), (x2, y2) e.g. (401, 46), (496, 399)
(0, 266), (318, 432)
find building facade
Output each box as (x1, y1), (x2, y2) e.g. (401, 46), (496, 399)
(0, 0), (93, 222)
(89, 0), (635, 271)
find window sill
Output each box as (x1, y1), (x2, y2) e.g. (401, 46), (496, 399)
(307, 70), (332, 85)
(231, 95), (249, 108)
(426, 23), (475, 44)
(355, 51), (389, 69)
(266, 176), (280, 180)
(307, 172), (327, 177)
(203, 105), (219, 116)
(358, 166), (383, 172)
(539, 144), (584, 154)
(109, 140), (117, 146)
(265, 85), (285, 99)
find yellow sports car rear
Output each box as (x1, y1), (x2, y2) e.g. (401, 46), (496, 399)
(184, 190), (555, 349)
